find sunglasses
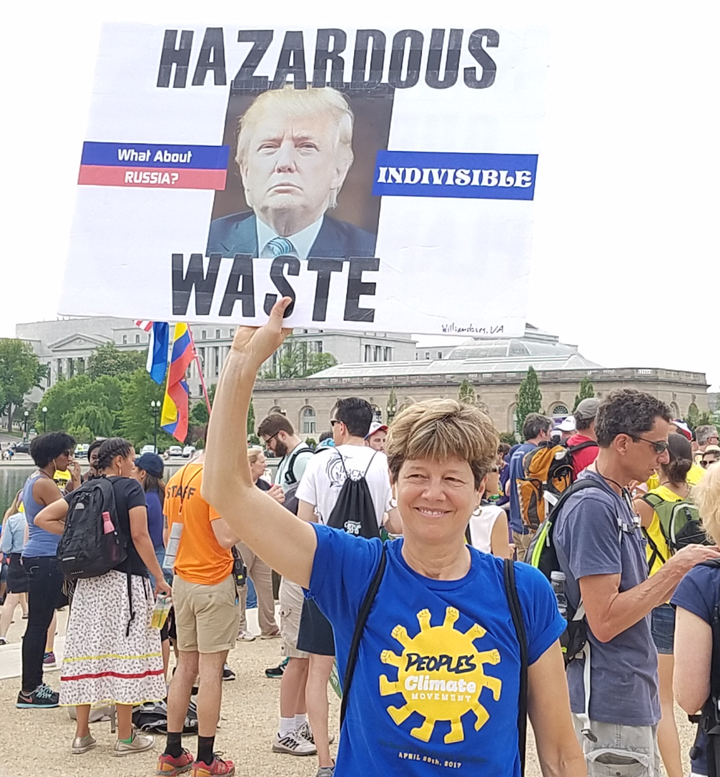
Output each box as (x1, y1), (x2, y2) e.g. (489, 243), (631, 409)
(630, 435), (669, 454)
(701, 459), (719, 468)
(330, 419), (342, 427)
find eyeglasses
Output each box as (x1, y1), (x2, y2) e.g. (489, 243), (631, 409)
(263, 432), (279, 446)
(630, 435), (669, 454)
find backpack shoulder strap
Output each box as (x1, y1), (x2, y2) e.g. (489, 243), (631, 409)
(567, 440), (599, 453)
(503, 559), (528, 777)
(363, 450), (379, 477)
(641, 492), (664, 510)
(340, 545), (387, 726)
(284, 445), (311, 485)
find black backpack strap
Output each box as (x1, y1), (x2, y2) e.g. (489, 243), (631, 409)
(503, 559), (528, 777)
(340, 545), (387, 726)
(283, 445), (311, 486)
(567, 440), (599, 453)
(363, 450), (379, 476)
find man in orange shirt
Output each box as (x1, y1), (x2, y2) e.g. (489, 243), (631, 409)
(157, 452), (240, 777)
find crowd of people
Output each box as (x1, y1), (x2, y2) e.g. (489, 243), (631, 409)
(0, 302), (719, 777)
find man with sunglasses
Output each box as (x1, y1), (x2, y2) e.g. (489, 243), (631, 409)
(701, 444), (720, 469)
(552, 389), (720, 777)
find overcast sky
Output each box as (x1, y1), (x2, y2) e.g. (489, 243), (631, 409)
(2, 2), (717, 389)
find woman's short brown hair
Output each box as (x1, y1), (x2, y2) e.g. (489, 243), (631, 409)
(386, 399), (498, 489)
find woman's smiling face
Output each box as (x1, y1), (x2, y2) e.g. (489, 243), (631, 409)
(394, 456), (483, 545)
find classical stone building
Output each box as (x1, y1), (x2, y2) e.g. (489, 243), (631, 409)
(251, 326), (710, 437)
(15, 317), (415, 403)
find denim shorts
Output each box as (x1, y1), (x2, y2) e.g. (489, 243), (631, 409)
(651, 603), (675, 655)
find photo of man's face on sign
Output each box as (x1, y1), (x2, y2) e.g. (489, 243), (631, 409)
(207, 85), (392, 261)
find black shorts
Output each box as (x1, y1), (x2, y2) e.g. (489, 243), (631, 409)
(296, 598), (335, 657)
(7, 554), (29, 594)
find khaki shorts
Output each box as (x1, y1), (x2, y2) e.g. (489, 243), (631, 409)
(279, 578), (309, 660)
(173, 574), (239, 654)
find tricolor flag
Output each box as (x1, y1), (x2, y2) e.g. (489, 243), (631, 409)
(160, 323), (194, 442)
(134, 320), (170, 385)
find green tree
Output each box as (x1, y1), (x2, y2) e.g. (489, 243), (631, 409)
(40, 374), (124, 436)
(499, 431), (518, 445)
(260, 338), (338, 379)
(0, 339), (46, 431)
(458, 379), (476, 404)
(684, 404), (715, 431)
(247, 398), (256, 438)
(120, 368), (176, 448)
(572, 377), (595, 412)
(190, 384), (216, 427)
(386, 386), (398, 423)
(87, 342), (146, 380)
(515, 366), (543, 437)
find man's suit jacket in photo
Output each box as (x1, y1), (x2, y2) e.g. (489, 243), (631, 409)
(206, 212), (377, 259)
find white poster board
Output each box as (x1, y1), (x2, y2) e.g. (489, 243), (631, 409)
(59, 24), (549, 336)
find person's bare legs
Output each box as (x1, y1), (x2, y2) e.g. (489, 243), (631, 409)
(74, 704), (91, 738)
(197, 650), (229, 737)
(657, 652), (683, 777)
(45, 611), (57, 653)
(20, 592), (28, 616)
(0, 592), (21, 639)
(280, 657), (309, 718)
(306, 653), (335, 768)
(161, 638), (170, 684)
(167, 650), (199, 734)
(116, 703), (135, 741)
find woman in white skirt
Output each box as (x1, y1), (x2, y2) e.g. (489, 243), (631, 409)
(37, 437), (171, 756)
(465, 467), (514, 558)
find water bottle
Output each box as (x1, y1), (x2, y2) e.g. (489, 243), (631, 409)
(151, 594), (172, 630)
(550, 571), (568, 620)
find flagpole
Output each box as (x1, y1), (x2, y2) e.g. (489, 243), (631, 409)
(186, 325), (212, 415)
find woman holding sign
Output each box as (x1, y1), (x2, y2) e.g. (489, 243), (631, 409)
(202, 298), (585, 777)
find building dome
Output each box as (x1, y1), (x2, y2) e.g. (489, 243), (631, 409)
(446, 324), (581, 361)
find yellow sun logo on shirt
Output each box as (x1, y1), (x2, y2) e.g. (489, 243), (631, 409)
(379, 606), (502, 744)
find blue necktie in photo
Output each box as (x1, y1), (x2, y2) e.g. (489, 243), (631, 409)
(266, 236), (296, 257)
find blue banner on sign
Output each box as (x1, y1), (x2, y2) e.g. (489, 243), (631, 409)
(81, 142), (230, 170)
(372, 151), (538, 200)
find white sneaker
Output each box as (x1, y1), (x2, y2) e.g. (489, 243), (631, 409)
(272, 730), (317, 756)
(297, 721), (335, 746)
(237, 629), (256, 642)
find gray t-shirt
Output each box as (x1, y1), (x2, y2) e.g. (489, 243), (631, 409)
(553, 470), (659, 726)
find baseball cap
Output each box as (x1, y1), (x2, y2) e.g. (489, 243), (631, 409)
(134, 452), (164, 478)
(558, 416), (576, 432)
(365, 421), (388, 440)
(575, 398), (600, 422)
(671, 420), (692, 441)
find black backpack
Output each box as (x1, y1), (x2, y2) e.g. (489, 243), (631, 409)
(57, 477), (127, 579)
(282, 444), (313, 486)
(326, 452), (380, 539)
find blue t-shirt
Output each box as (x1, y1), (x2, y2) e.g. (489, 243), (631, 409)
(146, 489), (164, 550)
(553, 470), (659, 726)
(507, 443), (535, 534)
(309, 524), (564, 776)
(671, 564), (720, 776)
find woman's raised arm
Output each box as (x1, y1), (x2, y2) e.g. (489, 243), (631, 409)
(202, 297), (317, 589)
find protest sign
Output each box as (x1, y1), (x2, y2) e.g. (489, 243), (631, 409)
(59, 24), (549, 336)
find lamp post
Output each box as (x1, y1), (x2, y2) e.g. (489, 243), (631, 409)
(150, 401), (160, 451)
(42, 406), (48, 433)
(23, 410), (29, 441)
